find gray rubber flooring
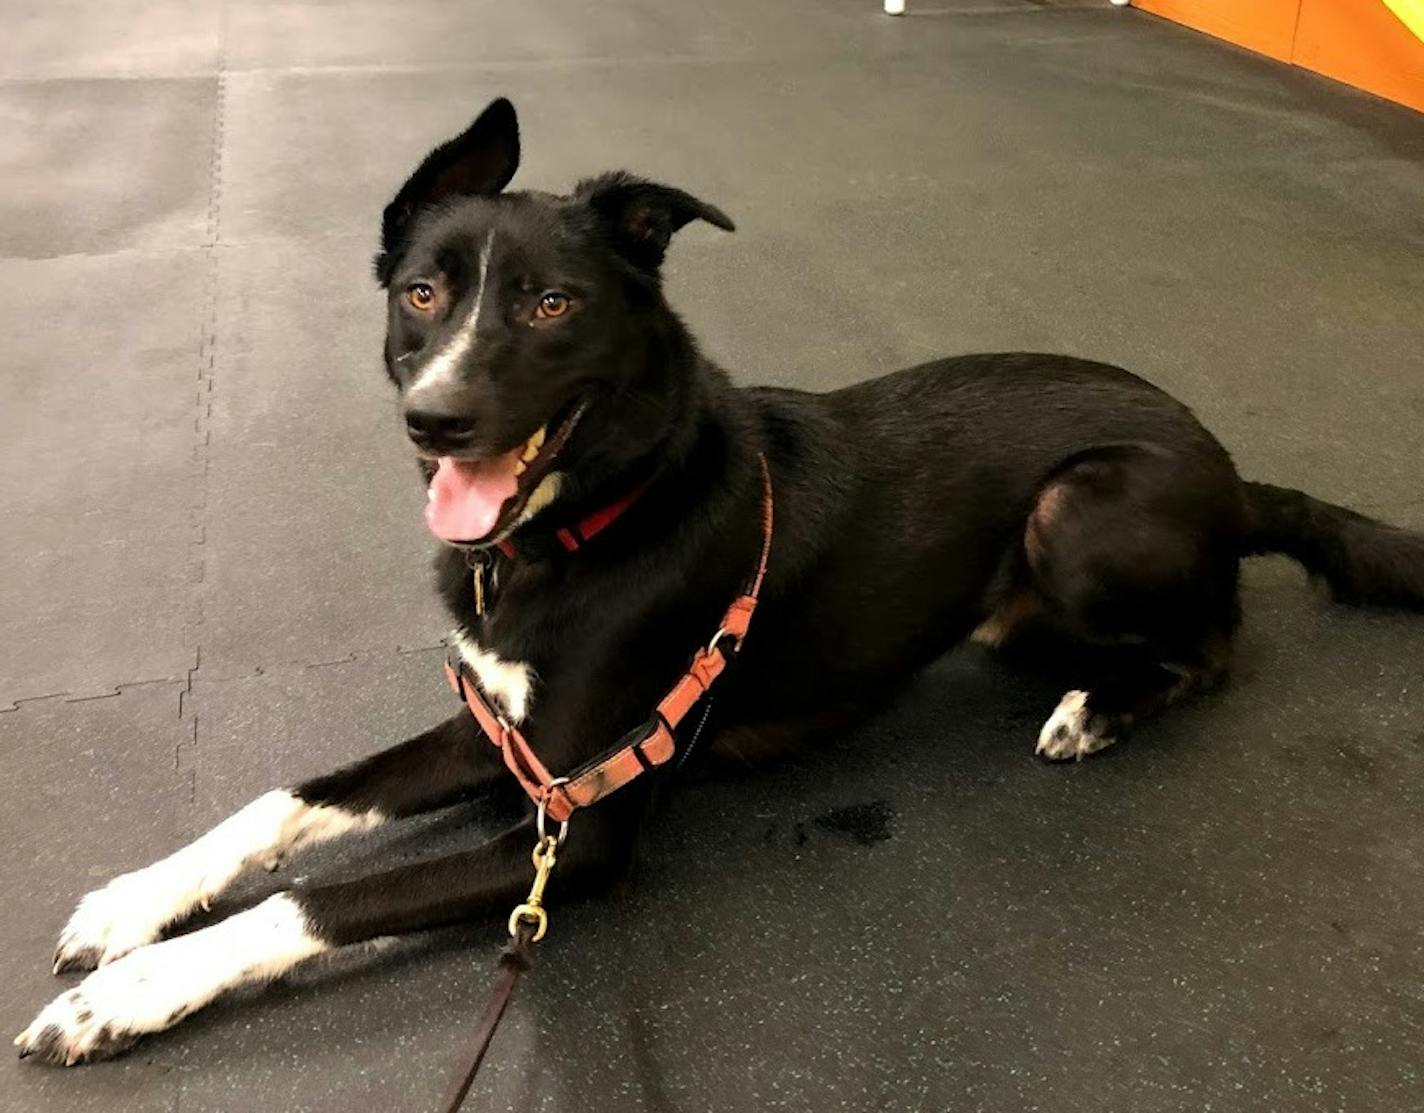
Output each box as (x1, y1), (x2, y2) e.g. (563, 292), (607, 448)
(3, 1), (1423, 1110)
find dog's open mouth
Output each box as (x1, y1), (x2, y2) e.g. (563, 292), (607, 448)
(423, 400), (587, 545)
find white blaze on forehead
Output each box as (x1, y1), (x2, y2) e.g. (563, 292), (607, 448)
(408, 229), (495, 395)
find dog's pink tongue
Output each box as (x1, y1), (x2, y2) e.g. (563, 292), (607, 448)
(425, 453), (521, 543)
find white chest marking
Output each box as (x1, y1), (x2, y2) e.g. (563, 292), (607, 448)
(453, 629), (534, 723)
(408, 230), (495, 395)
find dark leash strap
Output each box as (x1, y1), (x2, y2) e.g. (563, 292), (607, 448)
(439, 814), (562, 1111)
(438, 922), (537, 1113)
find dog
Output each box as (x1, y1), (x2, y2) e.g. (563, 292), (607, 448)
(17, 97), (1424, 1065)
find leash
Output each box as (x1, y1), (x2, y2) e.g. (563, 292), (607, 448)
(435, 455), (775, 1111)
(436, 921), (534, 1113)
(438, 808), (563, 1113)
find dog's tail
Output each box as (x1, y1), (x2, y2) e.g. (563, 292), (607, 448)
(1242, 482), (1424, 610)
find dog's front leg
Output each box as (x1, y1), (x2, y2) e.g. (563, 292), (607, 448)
(18, 801), (634, 1065)
(51, 712), (502, 973)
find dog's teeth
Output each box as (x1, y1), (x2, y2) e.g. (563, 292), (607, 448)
(513, 458), (527, 477)
(521, 426), (546, 462)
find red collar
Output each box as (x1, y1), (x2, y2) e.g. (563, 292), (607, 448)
(494, 479), (651, 559)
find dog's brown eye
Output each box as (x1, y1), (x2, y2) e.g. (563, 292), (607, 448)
(535, 292), (571, 320)
(406, 283), (436, 312)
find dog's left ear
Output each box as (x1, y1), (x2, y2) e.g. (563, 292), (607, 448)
(576, 172), (735, 272)
(376, 98), (520, 283)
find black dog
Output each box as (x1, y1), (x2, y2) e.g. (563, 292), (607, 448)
(18, 97), (1424, 1065)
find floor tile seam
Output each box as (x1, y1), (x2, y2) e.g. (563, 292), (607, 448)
(184, 640), (449, 689)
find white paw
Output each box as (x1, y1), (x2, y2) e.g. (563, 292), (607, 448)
(1035, 690), (1116, 761)
(53, 866), (209, 974)
(18, 946), (181, 1064)
(50, 790), (366, 974)
(21, 894), (326, 1066)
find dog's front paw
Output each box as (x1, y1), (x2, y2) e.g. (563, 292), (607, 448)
(15, 965), (154, 1065)
(53, 869), (196, 974)
(22, 893), (323, 1066)
(1035, 690), (1117, 761)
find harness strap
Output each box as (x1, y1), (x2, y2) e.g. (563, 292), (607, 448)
(444, 454), (775, 820)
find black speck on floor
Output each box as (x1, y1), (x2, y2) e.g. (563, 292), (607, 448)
(814, 800), (895, 846)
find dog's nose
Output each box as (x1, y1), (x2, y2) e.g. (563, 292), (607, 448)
(404, 407), (477, 451)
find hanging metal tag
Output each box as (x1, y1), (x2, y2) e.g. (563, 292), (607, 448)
(465, 550), (491, 617)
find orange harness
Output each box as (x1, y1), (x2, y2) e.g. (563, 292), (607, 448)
(443, 455), (774, 822)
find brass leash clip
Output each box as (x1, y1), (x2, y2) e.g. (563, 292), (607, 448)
(507, 835), (558, 942)
(506, 782), (570, 943)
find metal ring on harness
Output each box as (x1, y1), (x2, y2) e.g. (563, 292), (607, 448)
(537, 778), (570, 846)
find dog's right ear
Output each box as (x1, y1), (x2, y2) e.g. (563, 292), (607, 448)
(375, 98), (520, 284)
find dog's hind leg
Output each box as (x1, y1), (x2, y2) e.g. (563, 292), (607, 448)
(18, 799), (635, 1065)
(51, 712), (503, 973)
(1035, 644), (1229, 760)
(1018, 447), (1241, 760)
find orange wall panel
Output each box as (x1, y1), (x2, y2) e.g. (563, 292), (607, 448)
(1133, 0), (1424, 113)
(1131, 0), (1302, 63)
(1293, 0), (1424, 113)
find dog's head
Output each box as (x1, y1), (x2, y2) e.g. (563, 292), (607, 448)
(375, 97), (734, 546)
